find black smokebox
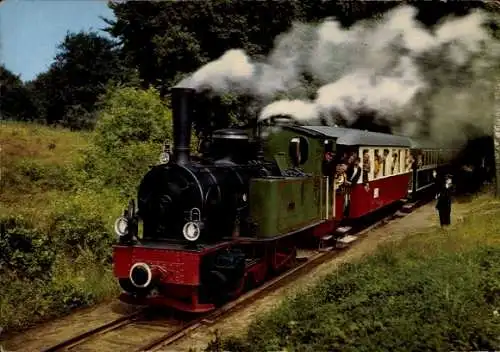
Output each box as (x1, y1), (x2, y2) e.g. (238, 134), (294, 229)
(171, 87), (195, 165)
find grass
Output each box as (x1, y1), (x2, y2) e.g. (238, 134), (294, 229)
(0, 121), (124, 333)
(207, 193), (500, 352)
(1, 121), (90, 226)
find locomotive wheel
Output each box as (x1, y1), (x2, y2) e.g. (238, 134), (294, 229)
(206, 270), (229, 306)
(227, 276), (246, 300)
(244, 273), (256, 291)
(204, 270), (246, 306)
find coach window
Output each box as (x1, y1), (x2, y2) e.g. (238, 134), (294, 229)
(381, 149), (389, 176)
(289, 136), (309, 167)
(404, 150), (413, 172)
(390, 149), (399, 175)
(400, 149), (406, 174)
(374, 149), (383, 179)
(361, 148), (371, 183)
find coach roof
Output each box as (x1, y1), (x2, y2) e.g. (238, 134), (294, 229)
(408, 137), (444, 150)
(288, 125), (412, 147)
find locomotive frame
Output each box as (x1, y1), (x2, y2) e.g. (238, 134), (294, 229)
(112, 87), (459, 313)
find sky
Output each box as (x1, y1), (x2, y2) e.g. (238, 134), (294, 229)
(0, 0), (115, 82)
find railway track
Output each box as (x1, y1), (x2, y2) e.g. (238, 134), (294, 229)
(41, 199), (424, 352)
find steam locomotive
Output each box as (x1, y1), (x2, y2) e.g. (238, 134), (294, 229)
(112, 87), (464, 312)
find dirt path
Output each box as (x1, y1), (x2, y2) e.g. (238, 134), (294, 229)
(1, 197), (485, 352)
(1, 301), (139, 351)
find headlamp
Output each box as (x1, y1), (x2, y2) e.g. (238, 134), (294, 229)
(182, 221), (201, 241)
(114, 216), (128, 238)
(159, 151), (170, 164)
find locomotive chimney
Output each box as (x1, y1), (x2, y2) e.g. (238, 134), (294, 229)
(171, 87), (195, 165)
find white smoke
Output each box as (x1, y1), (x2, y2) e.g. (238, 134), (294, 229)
(176, 49), (255, 93)
(260, 99), (319, 122)
(177, 5), (500, 147)
(176, 23), (316, 96)
(314, 56), (424, 124)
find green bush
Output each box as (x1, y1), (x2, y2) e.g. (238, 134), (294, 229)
(81, 85), (180, 196)
(7, 159), (78, 192)
(0, 216), (56, 280)
(0, 256), (117, 331)
(82, 141), (162, 197)
(48, 192), (117, 261)
(93, 85), (173, 152)
(0, 212), (119, 332)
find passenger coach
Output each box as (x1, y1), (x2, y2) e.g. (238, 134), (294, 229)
(280, 125), (413, 222)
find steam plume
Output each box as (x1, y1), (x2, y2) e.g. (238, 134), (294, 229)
(177, 5), (500, 148)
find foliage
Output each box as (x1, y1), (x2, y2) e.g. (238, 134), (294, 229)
(28, 31), (135, 129)
(207, 197), (500, 352)
(0, 216), (56, 280)
(81, 86), (182, 196)
(105, 0), (306, 91)
(48, 193), (115, 261)
(0, 65), (38, 121)
(0, 213), (118, 332)
(0, 122), (122, 333)
(93, 86), (172, 151)
(0, 250), (117, 332)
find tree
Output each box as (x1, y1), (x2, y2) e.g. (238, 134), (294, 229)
(0, 65), (37, 121)
(104, 0), (306, 94)
(30, 31), (135, 129)
(93, 86), (173, 153)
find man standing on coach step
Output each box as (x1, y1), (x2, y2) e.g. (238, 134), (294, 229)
(436, 174), (453, 227)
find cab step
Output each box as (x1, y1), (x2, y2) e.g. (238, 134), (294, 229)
(318, 235), (334, 251)
(394, 210), (406, 218)
(336, 235), (358, 248)
(319, 246), (334, 252)
(335, 226), (352, 235)
(402, 202), (417, 213)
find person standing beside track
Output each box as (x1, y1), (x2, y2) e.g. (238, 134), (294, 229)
(435, 174), (453, 227)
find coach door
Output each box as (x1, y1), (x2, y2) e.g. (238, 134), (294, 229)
(322, 139), (336, 221)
